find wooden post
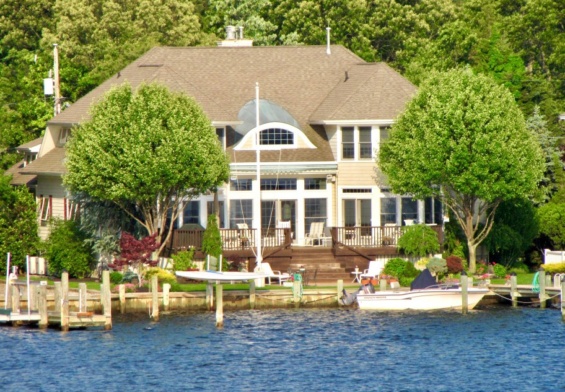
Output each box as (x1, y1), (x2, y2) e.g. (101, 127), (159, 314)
(249, 280), (256, 309)
(36, 285), (48, 329)
(461, 273), (468, 315)
(61, 272), (69, 331)
(380, 278), (387, 292)
(539, 270), (547, 309)
(561, 278), (565, 322)
(119, 284), (126, 314)
(151, 274), (159, 321)
(215, 284), (223, 328)
(163, 283), (170, 311)
(293, 280), (301, 306)
(206, 282), (214, 310)
(78, 283), (87, 313)
(11, 283), (20, 314)
(54, 282), (61, 312)
(102, 270), (112, 330)
(510, 273), (518, 307)
(337, 279), (343, 303)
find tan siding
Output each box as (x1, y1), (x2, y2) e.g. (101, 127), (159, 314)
(337, 162), (378, 187)
(39, 125), (57, 158)
(36, 176), (66, 240)
(326, 125), (338, 160)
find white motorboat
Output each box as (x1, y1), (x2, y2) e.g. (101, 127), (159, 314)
(344, 268), (489, 311)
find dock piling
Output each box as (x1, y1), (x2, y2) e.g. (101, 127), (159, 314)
(119, 284), (126, 314)
(37, 284), (47, 328)
(539, 269), (547, 309)
(337, 280), (343, 303)
(61, 272), (69, 332)
(510, 273), (519, 307)
(151, 274), (159, 321)
(163, 283), (170, 311)
(461, 272), (468, 315)
(249, 280), (256, 309)
(215, 283), (224, 328)
(561, 277), (565, 322)
(102, 270), (112, 330)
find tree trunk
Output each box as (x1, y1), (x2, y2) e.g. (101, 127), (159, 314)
(468, 242), (477, 274)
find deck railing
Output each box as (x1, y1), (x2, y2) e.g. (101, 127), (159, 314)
(171, 225), (443, 252)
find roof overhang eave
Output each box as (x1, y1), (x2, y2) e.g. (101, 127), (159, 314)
(309, 119), (395, 126)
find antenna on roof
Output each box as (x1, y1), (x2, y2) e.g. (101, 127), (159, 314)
(326, 27), (331, 55)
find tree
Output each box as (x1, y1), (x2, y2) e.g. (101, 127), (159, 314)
(64, 83), (230, 255)
(0, 175), (39, 274)
(378, 68), (544, 272)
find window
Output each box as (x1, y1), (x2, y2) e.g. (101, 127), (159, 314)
(359, 126), (372, 158)
(230, 178), (252, 191)
(207, 201), (225, 228)
(58, 128), (71, 145)
(424, 197), (443, 224)
(401, 198), (418, 224)
(261, 178), (297, 190)
(304, 198), (327, 233)
(379, 127), (390, 144)
(230, 200), (252, 229)
(343, 188), (372, 193)
(342, 127), (354, 159)
(38, 195), (52, 226)
(64, 198), (80, 221)
(259, 128), (294, 145)
(305, 178), (326, 190)
(183, 201), (200, 225)
(380, 197), (396, 225)
(344, 199), (371, 227)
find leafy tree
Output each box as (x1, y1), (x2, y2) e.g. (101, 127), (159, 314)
(64, 83), (230, 255)
(379, 68), (544, 272)
(109, 232), (159, 286)
(43, 219), (94, 278)
(202, 213), (222, 270)
(0, 175), (39, 274)
(397, 224), (440, 257)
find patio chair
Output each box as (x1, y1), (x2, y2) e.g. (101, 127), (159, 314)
(259, 262), (291, 285)
(277, 220), (293, 245)
(236, 223), (252, 246)
(360, 260), (385, 280)
(304, 221), (325, 246)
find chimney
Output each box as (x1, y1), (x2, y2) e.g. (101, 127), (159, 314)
(226, 25), (236, 40)
(217, 25), (253, 47)
(326, 27), (331, 55)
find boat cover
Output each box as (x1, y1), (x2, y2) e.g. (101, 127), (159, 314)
(410, 268), (437, 290)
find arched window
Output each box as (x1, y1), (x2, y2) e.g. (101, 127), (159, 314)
(259, 128), (294, 145)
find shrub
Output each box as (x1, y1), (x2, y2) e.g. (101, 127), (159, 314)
(427, 257), (447, 277)
(399, 276), (415, 287)
(144, 267), (177, 286)
(508, 261), (530, 274)
(415, 257), (429, 270)
(172, 248), (196, 271)
(446, 256), (464, 274)
(110, 271), (123, 285)
(493, 263), (507, 278)
(383, 258), (409, 278)
(475, 261), (488, 275)
(44, 219), (95, 278)
(539, 263), (565, 274)
(397, 224), (440, 257)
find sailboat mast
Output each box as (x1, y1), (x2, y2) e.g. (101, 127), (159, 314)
(255, 82), (262, 267)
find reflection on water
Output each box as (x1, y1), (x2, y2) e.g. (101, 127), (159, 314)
(0, 306), (564, 391)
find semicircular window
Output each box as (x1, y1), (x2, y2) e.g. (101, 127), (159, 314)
(260, 128), (294, 145)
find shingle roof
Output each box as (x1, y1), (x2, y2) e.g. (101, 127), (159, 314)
(19, 147), (67, 175)
(5, 160), (37, 186)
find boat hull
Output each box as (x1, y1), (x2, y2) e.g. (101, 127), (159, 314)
(356, 288), (489, 310)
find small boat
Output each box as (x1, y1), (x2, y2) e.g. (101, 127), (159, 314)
(353, 269), (489, 311)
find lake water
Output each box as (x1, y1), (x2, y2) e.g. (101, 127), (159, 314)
(1, 305), (564, 392)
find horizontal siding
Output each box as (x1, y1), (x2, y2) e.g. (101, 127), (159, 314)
(36, 176), (66, 240)
(337, 162), (378, 187)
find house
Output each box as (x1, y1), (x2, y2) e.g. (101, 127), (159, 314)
(7, 29), (445, 274)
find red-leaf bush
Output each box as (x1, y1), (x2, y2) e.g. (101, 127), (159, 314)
(446, 255), (464, 274)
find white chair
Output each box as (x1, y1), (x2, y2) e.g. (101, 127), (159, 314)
(305, 221), (325, 246)
(277, 221), (292, 245)
(259, 262), (291, 285)
(360, 260), (385, 280)
(237, 223), (252, 246)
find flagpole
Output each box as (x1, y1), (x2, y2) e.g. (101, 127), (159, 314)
(255, 82), (262, 271)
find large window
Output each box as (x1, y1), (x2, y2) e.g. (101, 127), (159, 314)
(230, 200), (252, 228)
(183, 201), (200, 225)
(305, 178), (326, 190)
(424, 197), (443, 224)
(230, 178), (252, 191)
(341, 126), (373, 160)
(38, 195), (52, 227)
(261, 178), (297, 190)
(344, 199), (371, 227)
(207, 201), (225, 228)
(304, 198), (327, 233)
(380, 197), (397, 225)
(401, 198), (418, 224)
(260, 128), (294, 145)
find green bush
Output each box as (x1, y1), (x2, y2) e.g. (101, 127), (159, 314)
(508, 261), (530, 274)
(397, 224), (440, 257)
(172, 248), (196, 271)
(44, 219), (95, 278)
(383, 258), (419, 280)
(399, 276), (415, 287)
(110, 271), (123, 285)
(540, 263), (565, 274)
(144, 267), (177, 285)
(427, 257), (447, 277)
(493, 263), (508, 278)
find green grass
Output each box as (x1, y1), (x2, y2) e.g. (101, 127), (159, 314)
(489, 273), (536, 285)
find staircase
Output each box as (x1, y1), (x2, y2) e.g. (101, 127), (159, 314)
(288, 247), (352, 285)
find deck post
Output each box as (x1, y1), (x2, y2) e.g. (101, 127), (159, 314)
(119, 284), (126, 314)
(249, 280), (256, 309)
(151, 274), (159, 321)
(561, 277), (565, 322)
(102, 270), (112, 330)
(461, 272), (468, 315)
(36, 285), (48, 328)
(539, 269), (547, 309)
(61, 272), (69, 332)
(163, 283), (170, 311)
(215, 283), (224, 328)
(337, 280), (343, 303)
(510, 273), (519, 307)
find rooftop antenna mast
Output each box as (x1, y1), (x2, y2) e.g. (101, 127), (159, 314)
(255, 82), (263, 281)
(53, 44), (61, 115)
(326, 27), (331, 55)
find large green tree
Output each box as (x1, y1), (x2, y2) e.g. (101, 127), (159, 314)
(0, 175), (39, 274)
(64, 83), (230, 255)
(379, 68), (544, 272)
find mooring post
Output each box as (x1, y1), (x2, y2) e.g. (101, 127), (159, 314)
(561, 276), (565, 322)
(61, 272), (69, 332)
(11, 283), (20, 314)
(151, 274), (159, 321)
(461, 271), (468, 315)
(215, 283), (224, 328)
(54, 282), (61, 313)
(510, 273), (518, 307)
(206, 282), (214, 310)
(102, 270), (112, 330)
(380, 278), (387, 292)
(337, 279), (343, 303)
(249, 280), (256, 309)
(119, 284), (126, 314)
(36, 285), (47, 328)
(163, 283), (170, 311)
(78, 283), (87, 313)
(539, 269), (547, 309)
(293, 280), (301, 306)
